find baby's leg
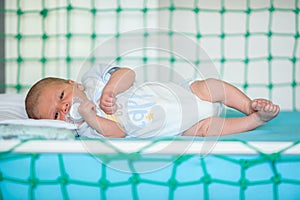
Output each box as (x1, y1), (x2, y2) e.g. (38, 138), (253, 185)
(185, 79), (280, 136)
(190, 78), (253, 114)
(183, 116), (256, 136)
(190, 79), (276, 115)
(184, 105), (279, 136)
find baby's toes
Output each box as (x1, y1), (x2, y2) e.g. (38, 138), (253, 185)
(268, 104), (279, 115)
(274, 105), (280, 114)
(256, 99), (263, 105)
(270, 105), (278, 113)
(263, 104), (274, 112)
(262, 99), (271, 104)
(261, 99), (273, 108)
(251, 100), (258, 110)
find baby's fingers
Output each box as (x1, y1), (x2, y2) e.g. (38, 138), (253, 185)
(102, 96), (116, 107)
(101, 103), (117, 115)
(79, 101), (96, 114)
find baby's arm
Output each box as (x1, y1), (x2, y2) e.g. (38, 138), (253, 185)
(79, 100), (125, 138)
(100, 68), (135, 114)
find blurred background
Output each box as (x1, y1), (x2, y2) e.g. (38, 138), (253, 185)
(1, 0), (299, 110)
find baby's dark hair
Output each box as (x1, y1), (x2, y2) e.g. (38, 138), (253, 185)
(25, 77), (69, 119)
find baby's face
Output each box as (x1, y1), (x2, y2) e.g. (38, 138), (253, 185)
(36, 81), (86, 121)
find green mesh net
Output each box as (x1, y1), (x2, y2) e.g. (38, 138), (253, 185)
(1, 0), (299, 110)
(0, 0), (300, 199)
(1, 138), (300, 199)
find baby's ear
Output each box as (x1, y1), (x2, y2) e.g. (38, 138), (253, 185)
(77, 83), (84, 91)
(68, 80), (75, 85)
(68, 80), (84, 91)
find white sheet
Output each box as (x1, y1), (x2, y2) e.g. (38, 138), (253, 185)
(0, 93), (28, 120)
(0, 93), (77, 131)
(0, 119), (77, 130)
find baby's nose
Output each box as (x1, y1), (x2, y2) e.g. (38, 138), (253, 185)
(61, 102), (70, 114)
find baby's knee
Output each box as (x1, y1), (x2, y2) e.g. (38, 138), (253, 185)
(198, 118), (211, 137)
(184, 118), (211, 137)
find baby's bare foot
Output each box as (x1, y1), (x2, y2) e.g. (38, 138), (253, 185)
(251, 99), (280, 122)
(251, 99), (272, 111)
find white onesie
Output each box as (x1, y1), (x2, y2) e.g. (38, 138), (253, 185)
(77, 64), (223, 138)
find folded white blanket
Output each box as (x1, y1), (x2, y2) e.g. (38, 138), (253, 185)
(0, 119), (77, 130)
(0, 93), (27, 120)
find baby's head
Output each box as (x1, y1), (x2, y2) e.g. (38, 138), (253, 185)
(25, 77), (83, 120)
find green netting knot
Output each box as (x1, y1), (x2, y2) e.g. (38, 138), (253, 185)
(168, 179), (178, 189)
(91, 33), (97, 39)
(196, 33), (202, 39)
(129, 174), (140, 184)
(89, 56), (96, 63)
(220, 57), (226, 63)
(268, 83), (273, 89)
(32, 153), (40, 159)
(17, 56), (23, 63)
(246, 8), (252, 14)
(99, 179), (109, 189)
(244, 32), (250, 38)
(143, 57), (148, 63)
(66, 56), (72, 63)
(116, 7), (122, 13)
(268, 55), (273, 61)
(58, 175), (69, 185)
(127, 152), (141, 161)
(243, 83), (249, 89)
(40, 57), (47, 63)
(202, 175), (211, 184)
(15, 84), (22, 92)
(239, 179), (248, 190)
(194, 7), (200, 14)
(220, 33), (225, 39)
(220, 8), (226, 14)
(291, 81), (297, 88)
(175, 155), (190, 164)
(168, 31), (174, 36)
(169, 5), (176, 12)
(244, 58), (249, 64)
(295, 33), (300, 39)
(115, 33), (120, 38)
(66, 33), (72, 39)
(67, 4), (73, 11)
(142, 8), (148, 13)
(294, 8), (300, 14)
(17, 9), (24, 15)
(42, 34), (48, 40)
(28, 178), (39, 188)
(144, 32), (149, 37)
(195, 60), (200, 65)
(15, 34), (22, 40)
(269, 6), (275, 12)
(40, 9), (48, 18)
(170, 57), (176, 63)
(240, 159), (251, 169)
(268, 153), (281, 162)
(90, 8), (97, 15)
(272, 174), (281, 184)
(174, 156), (183, 164)
(268, 31), (273, 37)
(116, 56), (122, 62)
(96, 155), (110, 164)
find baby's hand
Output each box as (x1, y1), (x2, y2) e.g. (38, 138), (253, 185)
(78, 100), (97, 122)
(100, 91), (117, 115)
